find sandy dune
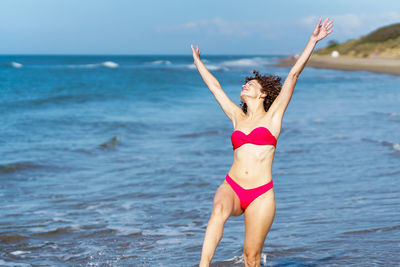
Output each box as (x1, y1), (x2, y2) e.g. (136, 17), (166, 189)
(276, 55), (400, 76)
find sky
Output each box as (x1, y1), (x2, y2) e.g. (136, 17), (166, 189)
(0, 0), (399, 55)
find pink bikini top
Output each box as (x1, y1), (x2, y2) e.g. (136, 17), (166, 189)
(231, 126), (277, 150)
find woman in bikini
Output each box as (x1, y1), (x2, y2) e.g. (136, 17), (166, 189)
(192, 17), (333, 266)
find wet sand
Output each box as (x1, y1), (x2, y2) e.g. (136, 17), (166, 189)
(276, 55), (400, 76)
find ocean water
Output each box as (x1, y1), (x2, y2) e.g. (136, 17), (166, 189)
(0, 55), (399, 266)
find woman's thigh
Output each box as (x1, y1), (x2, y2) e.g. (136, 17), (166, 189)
(212, 181), (244, 217)
(243, 190), (276, 253)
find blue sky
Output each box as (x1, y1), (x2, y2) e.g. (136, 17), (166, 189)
(0, 0), (399, 55)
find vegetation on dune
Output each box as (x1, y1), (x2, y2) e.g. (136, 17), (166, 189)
(315, 23), (400, 59)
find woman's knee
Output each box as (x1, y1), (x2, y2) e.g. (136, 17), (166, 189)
(211, 203), (231, 221)
(243, 250), (261, 267)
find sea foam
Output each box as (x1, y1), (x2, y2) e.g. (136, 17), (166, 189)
(67, 61), (119, 68)
(219, 57), (270, 68)
(10, 62), (23, 68)
(101, 61), (119, 68)
(150, 60), (172, 65)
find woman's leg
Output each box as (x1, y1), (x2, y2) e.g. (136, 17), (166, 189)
(199, 181), (243, 267)
(242, 189), (275, 267)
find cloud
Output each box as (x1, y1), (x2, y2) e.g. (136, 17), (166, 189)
(154, 18), (274, 38)
(298, 12), (400, 40)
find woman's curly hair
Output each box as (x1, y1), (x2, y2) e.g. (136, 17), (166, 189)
(240, 70), (282, 114)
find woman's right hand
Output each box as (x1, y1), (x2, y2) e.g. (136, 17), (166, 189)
(190, 44), (201, 63)
(311, 17), (333, 42)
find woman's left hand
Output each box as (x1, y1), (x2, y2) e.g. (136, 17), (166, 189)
(311, 17), (333, 42)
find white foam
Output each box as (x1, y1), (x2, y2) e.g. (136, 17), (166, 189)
(185, 57), (271, 71)
(67, 63), (97, 68)
(109, 226), (141, 235)
(70, 224), (82, 231)
(85, 203), (104, 210)
(150, 60), (171, 65)
(262, 253), (267, 265)
(30, 224), (81, 233)
(11, 62), (23, 68)
(204, 64), (223, 71)
(52, 217), (73, 222)
(11, 250), (31, 256)
(66, 61), (118, 69)
(225, 255), (245, 264)
(393, 143), (400, 152)
(101, 61), (119, 68)
(219, 57), (269, 68)
(186, 64), (197, 69)
(121, 201), (134, 210)
(186, 63), (227, 71)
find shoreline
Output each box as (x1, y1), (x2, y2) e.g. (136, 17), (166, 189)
(275, 55), (400, 76)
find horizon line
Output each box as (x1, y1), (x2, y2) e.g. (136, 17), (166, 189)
(0, 53), (292, 57)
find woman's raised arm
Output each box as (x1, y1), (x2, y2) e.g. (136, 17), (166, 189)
(290, 17), (333, 77)
(191, 44), (242, 122)
(269, 17), (334, 120)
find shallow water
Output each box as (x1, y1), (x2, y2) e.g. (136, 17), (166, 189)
(1, 55), (399, 266)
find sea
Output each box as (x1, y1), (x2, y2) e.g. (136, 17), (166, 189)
(0, 55), (399, 266)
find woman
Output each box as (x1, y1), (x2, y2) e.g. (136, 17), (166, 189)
(191, 17), (333, 267)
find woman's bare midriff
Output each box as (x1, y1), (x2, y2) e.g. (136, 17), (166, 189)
(227, 111), (280, 189)
(227, 143), (276, 189)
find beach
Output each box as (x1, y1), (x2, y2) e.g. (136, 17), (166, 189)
(1, 55), (400, 266)
(276, 55), (400, 76)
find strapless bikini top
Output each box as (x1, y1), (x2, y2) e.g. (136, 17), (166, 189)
(231, 126), (277, 150)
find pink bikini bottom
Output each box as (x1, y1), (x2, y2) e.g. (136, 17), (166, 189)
(225, 174), (273, 210)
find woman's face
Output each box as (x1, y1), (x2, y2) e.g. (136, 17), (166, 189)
(240, 79), (262, 100)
